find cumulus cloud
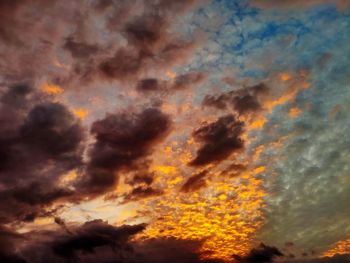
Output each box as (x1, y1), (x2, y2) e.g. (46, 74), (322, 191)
(202, 83), (269, 115)
(50, 220), (145, 261)
(0, 84), (84, 223)
(233, 243), (283, 263)
(136, 72), (206, 94)
(180, 170), (208, 192)
(189, 115), (244, 166)
(0, 0), (202, 86)
(76, 107), (172, 195)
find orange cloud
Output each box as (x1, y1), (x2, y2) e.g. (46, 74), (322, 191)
(72, 108), (88, 119)
(288, 107), (301, 118)
(137, 168), (266, 261)
(279, 72), (291, 82)
(323, 237), (350, 257)
(41, 82), (64, 95)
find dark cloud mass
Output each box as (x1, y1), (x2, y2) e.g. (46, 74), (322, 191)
(77, 108), (172, 195)
(233, 243), (283, 263)
(51, 220), (146, 261)
(0, 84), (84, 224)
(0, 0), (200, 85)
(203, 83), (269, 116)
(190, 115), (245, 166)
(63, 37), (100, 59)
(121, 186), (164, 204)
(181, 171), (208, 192)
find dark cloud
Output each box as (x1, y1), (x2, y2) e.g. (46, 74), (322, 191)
(63, 37), (100, 59)
(70, 0), (201, 84)
(54, 217), (73, 235)
(0, 0), (202, 88)
(220, 163), (246, 177)
(51, 220), (145, 261)
(98, 47), (146, 81)
(202, 93), (229, 110)
(171, 72), (206, 90)
(130, 237), (224, 263)
(189, 115), (244, 166)
(77, 108), (172, 195)
(20, 103), (84, 158)
(203, 83), (269, 115)
(129, 172), (155, 186)
(123, 14), (166, 51)
(136, 78), (167, 92)
(0, 84), (84, 224)
(0, 225), (27, 263)
(136, 72), (206, 94)
(122, 186), (164, 204)
(4, 222), (226, 263)
(3, 220), (147, 263)
(232, 243), (283, 263)
(180, 171), (208, 192)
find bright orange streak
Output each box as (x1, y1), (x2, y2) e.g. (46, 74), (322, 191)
(72, 108), (88, 119)
(153, 165), (177, 174)
(323, 237), (350, 257)
(41, 83), (64, 94)
(265, 81), (310, 111)
(248, 117), (266, 130)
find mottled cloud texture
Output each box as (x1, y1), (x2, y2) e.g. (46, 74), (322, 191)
(0, 0), (349, 262)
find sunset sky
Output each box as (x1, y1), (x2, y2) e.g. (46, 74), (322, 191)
(0, 1), (350, 263)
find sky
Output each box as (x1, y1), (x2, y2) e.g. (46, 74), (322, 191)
(0, 0), (349, 263)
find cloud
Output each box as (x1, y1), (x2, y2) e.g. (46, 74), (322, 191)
(0, 225), (27, 263)
(0, 220), (227, 263)
(63, 37), (100, 59)
(50, 220), (145, 261)
(171, 72), (206, 91)
(233, 243), (283, 263)
(121, 186), (164, 203)
(0, 84), (84, 223)
(0, 0), (201, 87)
(136, 72), (206, 94)
(202, 83), (269, 116)
(4, 219), (146, 263)
(180, 170), (208, 192)
(76, 107), (172, 195)
(130, 237), (225, 263)
(189, 115), (244, 166)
